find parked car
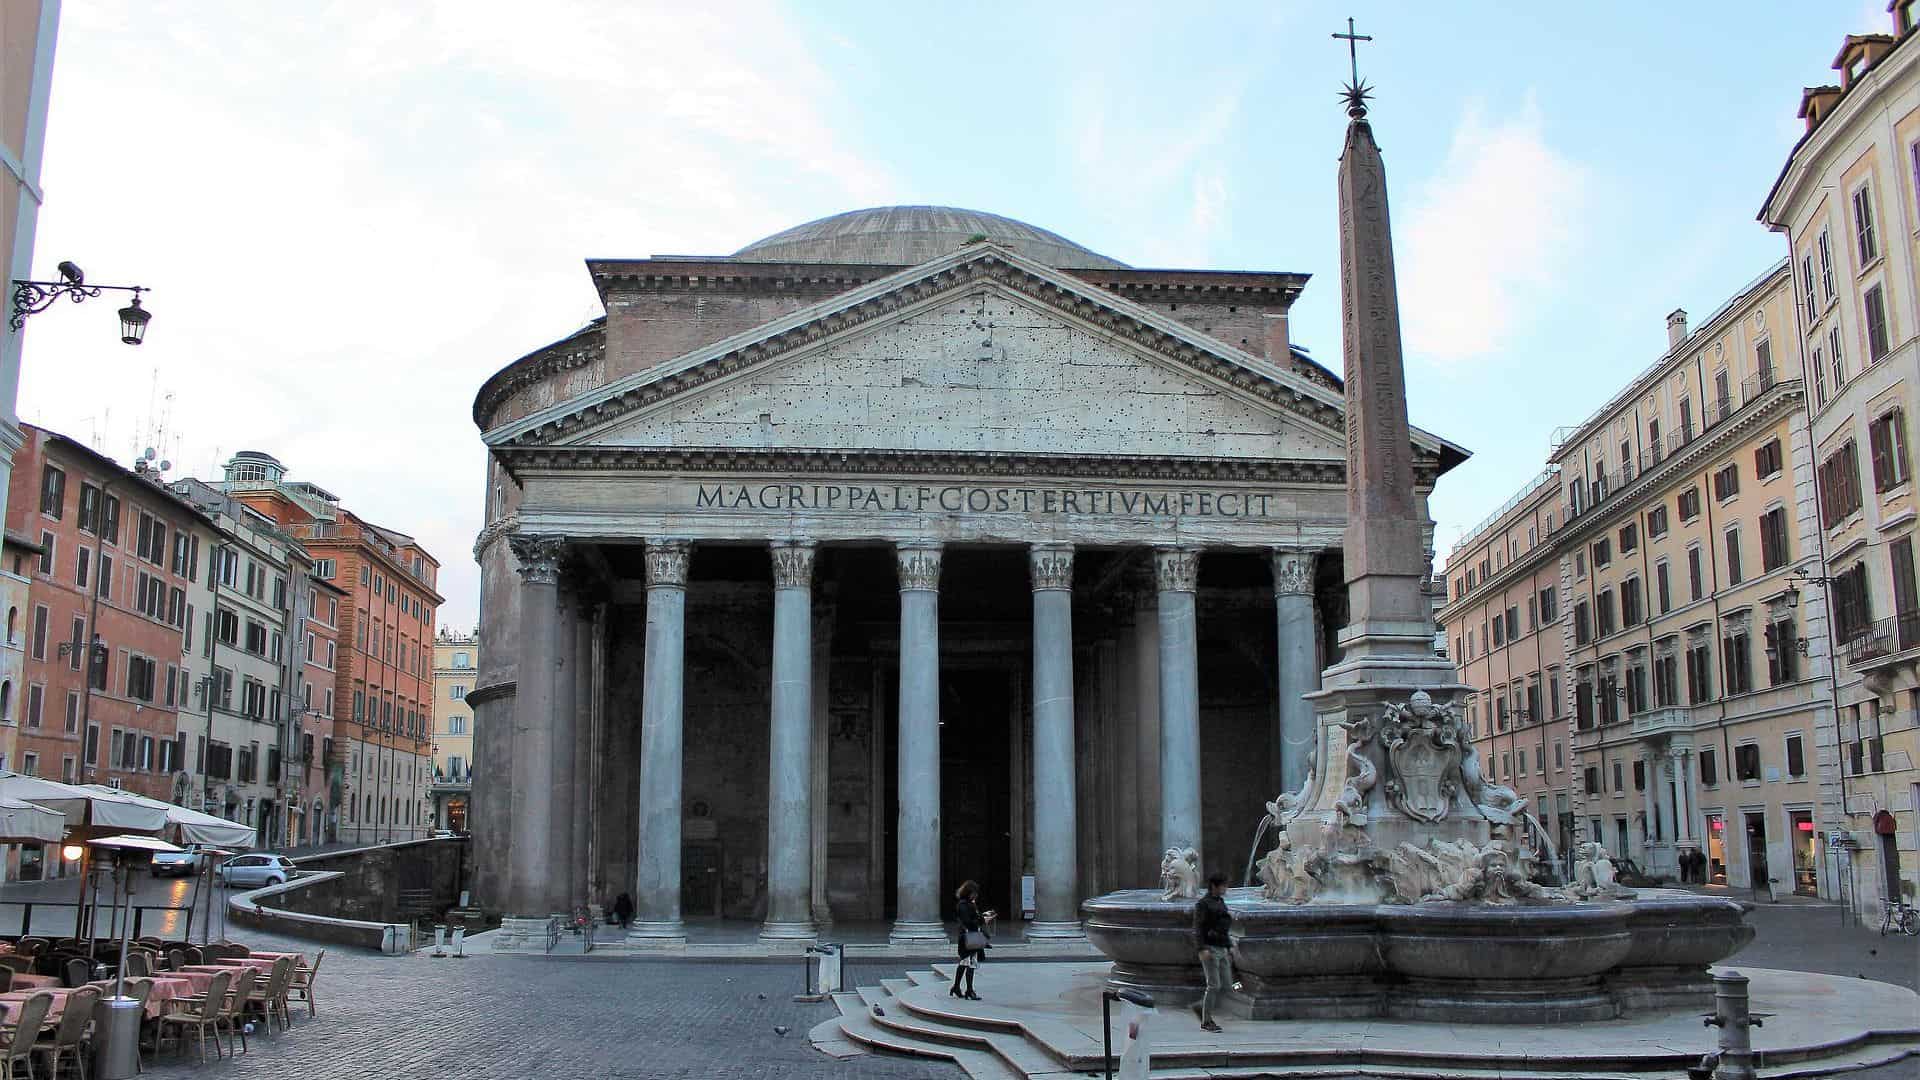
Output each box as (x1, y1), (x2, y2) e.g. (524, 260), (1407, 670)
(148, 846), (207, 878)
(217, 854), (296, 888)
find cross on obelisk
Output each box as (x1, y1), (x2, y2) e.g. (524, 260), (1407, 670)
(1332, 16), (1372, 88)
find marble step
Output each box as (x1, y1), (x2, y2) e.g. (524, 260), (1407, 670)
(828, 986), (1015, 1080)
(866, 978), (1064, 1077)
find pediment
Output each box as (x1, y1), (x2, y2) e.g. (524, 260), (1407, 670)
(487, 244), (1462, 475)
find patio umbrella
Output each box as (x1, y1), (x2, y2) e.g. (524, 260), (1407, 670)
(0, 774), (170, 946)
(0, 796), (66, 845)
(76, 787), (255, 849)
(90, 834), (181, 1080)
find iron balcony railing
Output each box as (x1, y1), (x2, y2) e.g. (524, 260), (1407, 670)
(1844, 612), (1920, 666)
(1572, 373), (1793, 525)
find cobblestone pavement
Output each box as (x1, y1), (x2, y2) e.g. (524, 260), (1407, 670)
(127, 900), (1916, 1080)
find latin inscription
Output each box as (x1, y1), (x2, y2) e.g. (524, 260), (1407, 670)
(693, 483), (1281, 519)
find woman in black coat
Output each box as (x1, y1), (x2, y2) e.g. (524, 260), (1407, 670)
(951, 880), (993, 1000)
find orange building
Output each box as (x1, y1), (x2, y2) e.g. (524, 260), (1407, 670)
(218, 452), (442, 844)
(8, 424), (215, 803)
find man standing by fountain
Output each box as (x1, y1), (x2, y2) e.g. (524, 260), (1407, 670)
(1192, 873), (1233, 1032)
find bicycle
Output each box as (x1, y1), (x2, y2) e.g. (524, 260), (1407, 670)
(1879, 898), (1919, 936)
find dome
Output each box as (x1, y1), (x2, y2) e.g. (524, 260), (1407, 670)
(731, 206), (1127, 269)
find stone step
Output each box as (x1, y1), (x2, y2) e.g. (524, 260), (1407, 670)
(865, 976), (1064, 1077)
(828, 986), (1017, 1080)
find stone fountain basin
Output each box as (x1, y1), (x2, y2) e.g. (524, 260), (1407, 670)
(1081, 887), (1752, 1022)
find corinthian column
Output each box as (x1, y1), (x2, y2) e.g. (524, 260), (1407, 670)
(549, 581), (579, 909)
(632, 538), (690, 943)
(1155, 547), (1203, 862)
(1028, 544), (1082, 940)
(761, 541), (817, 944)
(1272, 548), (1319, 795)
(506, 534), (564, 916)
(890, 542), (947, 946)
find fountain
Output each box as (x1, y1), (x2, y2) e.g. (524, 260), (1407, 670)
(1080, 58), (1753, 1025)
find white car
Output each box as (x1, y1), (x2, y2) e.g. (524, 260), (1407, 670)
(217, 854), (295, 888)
(148, 847), (207, 878)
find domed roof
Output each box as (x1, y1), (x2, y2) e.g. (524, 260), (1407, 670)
(731, 206), (1127, 269)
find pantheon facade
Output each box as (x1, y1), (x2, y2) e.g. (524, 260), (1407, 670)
(467, 207), (1465, 943)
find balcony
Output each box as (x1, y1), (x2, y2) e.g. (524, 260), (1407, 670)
(1630, 707), (1692, 737)
(1844, 612), (1920, 668)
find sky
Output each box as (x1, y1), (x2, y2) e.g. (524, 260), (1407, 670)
(17, 1), (1896, 630)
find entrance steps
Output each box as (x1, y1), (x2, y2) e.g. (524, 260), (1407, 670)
(810, 962), (1920, 1079)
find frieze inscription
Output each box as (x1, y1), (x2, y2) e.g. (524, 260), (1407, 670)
(693, 482), (1282, 518)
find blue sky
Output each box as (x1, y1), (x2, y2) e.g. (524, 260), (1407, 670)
(18, 2), (1894, 627)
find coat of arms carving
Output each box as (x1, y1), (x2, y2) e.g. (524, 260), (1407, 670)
(1378, 690), (1462, 824)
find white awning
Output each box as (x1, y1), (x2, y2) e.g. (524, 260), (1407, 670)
(0, 796), (66, 845)
(78, 786), (256, 849)
(0, 774), (169, 838)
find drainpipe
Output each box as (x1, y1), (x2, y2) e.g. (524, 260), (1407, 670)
(75, 479), (113, 796)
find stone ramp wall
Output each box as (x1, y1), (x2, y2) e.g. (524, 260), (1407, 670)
(228, 837), (470, 953)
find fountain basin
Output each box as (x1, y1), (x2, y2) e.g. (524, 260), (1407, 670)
(1082, 887), (1752, 1022)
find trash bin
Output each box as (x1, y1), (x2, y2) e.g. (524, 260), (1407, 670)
(94, 996), (142, 1080)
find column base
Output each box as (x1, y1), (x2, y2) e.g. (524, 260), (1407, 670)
(758, 920), (818, 947)
(888, 920), (949, 946)
(1023, 920), (1087, 943)
(625, 920), (687, 946)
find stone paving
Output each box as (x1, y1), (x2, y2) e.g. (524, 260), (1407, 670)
(128, 897), (1917, 1079)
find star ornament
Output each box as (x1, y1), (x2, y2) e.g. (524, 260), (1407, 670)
(1341, 79), (1375, 119)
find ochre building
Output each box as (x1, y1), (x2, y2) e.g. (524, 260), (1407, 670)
(468, 207), (1465, 942)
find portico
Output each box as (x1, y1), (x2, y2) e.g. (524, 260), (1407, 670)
(466, 208), (1465, 941)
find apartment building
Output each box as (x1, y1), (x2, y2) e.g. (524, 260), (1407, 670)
(1761, 1), (1920, 918)
(289, 573), (346, 846)
(1444, 265), (1837, 899)
(6, 425), (214, 802)
(218, 451), (442, 846)
(430, 628), (477, 833)
(1437, 471), (1574, 862)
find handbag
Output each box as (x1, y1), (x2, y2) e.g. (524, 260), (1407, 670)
(960, 929), (990, 952)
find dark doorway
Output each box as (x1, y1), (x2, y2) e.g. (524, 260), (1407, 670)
(1745, 811), (1770, 894)
(939, 668), (1015, 921)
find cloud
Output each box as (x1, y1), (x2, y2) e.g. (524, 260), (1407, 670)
(23, 1), (894, 629)
(1068, 77), (1243, 266)
(1398, 96), (1588, 364)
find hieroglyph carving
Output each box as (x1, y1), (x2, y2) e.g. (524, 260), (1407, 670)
(1028, 544), (1074, 592)
(508, 534), (566, 585)
(768, 541), (816, 590)
(895, 544), (943, 592)
(644, 539), (691, 588)
(1153, 547), (1200, 594)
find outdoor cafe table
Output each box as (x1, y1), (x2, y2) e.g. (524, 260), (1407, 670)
(169, 970), (219, 993)
(184, 957), (277, 974)
(8, 973), (58, 989)
(89, 976), (194, 1018)
(0, 987), (74, 1020)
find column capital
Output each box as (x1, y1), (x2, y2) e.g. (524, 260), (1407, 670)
(769, 540), (816, 590)
(644, 538), (691, 588)
(1153, 546), (1201, 594)
(1028, 544), (1075, 592)
(895, 543), (943, 592)
(1271, 548), (1317, 597)
(508, 534), (566, 585)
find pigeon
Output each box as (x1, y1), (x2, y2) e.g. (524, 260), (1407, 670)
(756, 992), (767, 1000)
(872, 1005), (885, 1016)
(774, 1025), (790, 1036)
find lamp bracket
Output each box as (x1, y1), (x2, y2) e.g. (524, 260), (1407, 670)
(10, 278), (146, 331)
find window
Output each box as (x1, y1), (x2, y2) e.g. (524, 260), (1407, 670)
(214, 609), (239, 646)
(1722, 627), (1752, 695)
(1725, 527), (1743, 586)
(244, 620), (267, 655)
(75, 547), (89, 590)
(97, 555), (111, 600)
(1687, 640), (1713, 704)
(1754, 439), (1783, 480)
(1593, 538), (1611, 568)
(1539, 587), (1558, 624)
(25, 685), (41, 729)
(39, 466), (65, 518)
(1854, 184), (1879, 263)
(124, 656), (155, 702)
(453, 651), (471, 669)
(1619, 523), (1638, 554)
(1584, 766), (1600, 795)
(1677, 487), (1701, 521)
(1833, 561), (1873, 641)
(30, 606), (46, 661)
(1647, 505), (1668, 539)
(1785, 733), (1805, 778)
(1622, 578), (1643, 626)
(1491, 615), (1506, 648)
(1625, 663), (1648, 714)
(1817, 229), (1836, 301)
(315, 558), (335, 579)
(37, 532), (52, 576)
(1654, 650), (1678, 706)
(1734, 743), (1762, 782)
(1830, 325), (1845, 386)
(1759, 507), (1790, 572)
(450, 684), (467, 701)
(1802, 254), (1819, 322)
(1700, 747), (1717, 786)
(1713, 463), (1739, 502)
(1633, 759), (1647, 791)
(1820, 440), (1865, 528)
(1597, 591), (1616, 637)
(1865, 284), (1892, 362)
(1612, 761), (1625, 792)
(1655, 561), (1672, 613)
(1870, 409), (1911, 491)
(1574, 601), (1592, 646)
(1766, 618), (1798, 685)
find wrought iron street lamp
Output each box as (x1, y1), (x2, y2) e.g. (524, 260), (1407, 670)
(9, 261), (152, 342)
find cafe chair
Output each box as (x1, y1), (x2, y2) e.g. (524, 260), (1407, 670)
(157, 969), (229, 1062)
(0, 991), (54, 1080)
(35, 984), (98, 1080)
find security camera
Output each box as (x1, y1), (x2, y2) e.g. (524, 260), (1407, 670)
(56, 261), (83, 285)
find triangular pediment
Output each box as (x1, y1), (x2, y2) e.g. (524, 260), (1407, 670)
(487, 244), (1461, 473)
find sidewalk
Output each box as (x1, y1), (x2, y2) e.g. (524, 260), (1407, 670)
(1663, 880), (1838, 906)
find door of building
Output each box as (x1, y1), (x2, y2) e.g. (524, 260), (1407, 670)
(1705, 813), (1727, 884)
(1613, 817), (1629, 860)
(1790, 809), (1817, 895)
(1745, 811), (1770, 895)
(939, 668), (1014, 922)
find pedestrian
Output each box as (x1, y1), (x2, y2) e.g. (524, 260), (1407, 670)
(950, 880), (994, 1001)
(612, 892), (634, 930)
(1193, 872), (1233, 1034)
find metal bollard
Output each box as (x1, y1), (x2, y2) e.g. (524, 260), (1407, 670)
(450, 926), (466, 958)
(1699, 969), (1768, 1080)
(430, 925), (447, 958)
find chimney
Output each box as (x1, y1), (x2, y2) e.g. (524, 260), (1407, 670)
(1666, 309), (1689, 351)
(1262, 312), (1291, 364)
